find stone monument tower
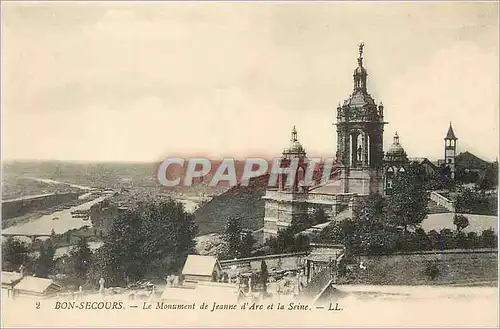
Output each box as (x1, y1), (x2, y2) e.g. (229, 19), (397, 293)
(335, 43), (386, 195)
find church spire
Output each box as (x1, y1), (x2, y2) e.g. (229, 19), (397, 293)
(353, 42), (368, 91)
(445, 122), (457, 140)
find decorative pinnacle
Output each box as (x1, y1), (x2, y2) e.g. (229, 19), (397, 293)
(291, 125), (298, 142)
(357, 42), (364, 67)
(394, 131), (400, 144)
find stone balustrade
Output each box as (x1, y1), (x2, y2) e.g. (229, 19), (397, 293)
(430, 191), (456, 212)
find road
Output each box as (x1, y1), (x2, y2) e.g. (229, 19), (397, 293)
(423, 213), (498, 233)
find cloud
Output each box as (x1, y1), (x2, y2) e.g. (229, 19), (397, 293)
(385, 41), (498, 159)
(1, 2), (498, 161)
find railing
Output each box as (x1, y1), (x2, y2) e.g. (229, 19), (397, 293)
(262, 190), (308, 202)
(306, 193), (338, 203)
(264, 190), (356, 205)
(429, 191), (456, 212)
(298, 266), (332, 300)
(220, 252), (308, 266)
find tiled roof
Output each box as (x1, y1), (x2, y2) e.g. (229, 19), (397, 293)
(14, 276), (60, 294)
(445, 124), (457, 140)
(182, 255), (220, 277)
(344, 90), (376, 108)
(1, 271), (23, 285)
(456, 151), (491, 168)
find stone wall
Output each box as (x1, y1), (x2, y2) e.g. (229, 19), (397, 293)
(220, 252), (308, 276)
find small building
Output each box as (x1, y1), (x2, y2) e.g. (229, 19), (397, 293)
(305, 243), (345, 284)
(181, 255), (222, 283)
(455, 151), (494, 181)
(1, 271), (23, 298)
(12, 276), (61, 299)
(409, 157), (439, 177)
(384, 132), (410, 194)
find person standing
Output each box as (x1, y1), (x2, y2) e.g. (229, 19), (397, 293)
(99, 278), (105, 296)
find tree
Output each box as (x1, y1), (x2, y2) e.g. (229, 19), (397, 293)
(424, 259), (440, 280)
(413, 228), (432, 251)
(239, 232), (256, 258)
(221, 217), (256, 259)
(387, 163), (428, 233)
(477, 166), (498, 191)
(315, 220), (343, 244)
(69, 237), (93, 280)
(34, 241), (56, 278)
(438, 165), (453, 188)
(439, 229), (455, 250)
(453, 214), (469, 232)
(479, 229), (497, 248)
(223, 217), (244, 259)
(466, 232), (479, 249)
(338, 218), (360, 254)
(266, 226), (310, 254)
(352, 194), (402, 255)
(354, 193), (386, 230)
(454, 231), (468, 249)
(88, 199), (198, 286)
(261, 260), (268, 293)
(2, 237), (31, 272)
(456, 188), (497, 216)
(292, 213), (314, 232)
(427, 230), (441, 250)
(293, 233), (310, 253)
(312, 208), (328, 225)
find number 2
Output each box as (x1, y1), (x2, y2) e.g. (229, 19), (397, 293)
(35, 302), (40, 309)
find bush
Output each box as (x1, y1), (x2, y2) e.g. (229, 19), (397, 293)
(480, 229), (497, 248)
(455, 188), (497, 216)
(424, 259), (440, 280)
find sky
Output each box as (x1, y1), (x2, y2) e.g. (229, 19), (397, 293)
(2, 1), (499, 162)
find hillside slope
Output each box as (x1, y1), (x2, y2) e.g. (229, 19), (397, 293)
(192, 162), (342, 236)
(351, 249), (498, 285)
(193, 175), (269, 235)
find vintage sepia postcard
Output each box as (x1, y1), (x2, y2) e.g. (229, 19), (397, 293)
(1, 1), (499, 327)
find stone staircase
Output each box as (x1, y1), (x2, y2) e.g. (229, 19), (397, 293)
(297, 253), (344, 303)
(298, 207), (353, 236)
(297, 266), (332, 302)
(427, 199), (452, 214)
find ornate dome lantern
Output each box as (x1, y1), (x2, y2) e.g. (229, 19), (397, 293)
(384, 132), (408, 164)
